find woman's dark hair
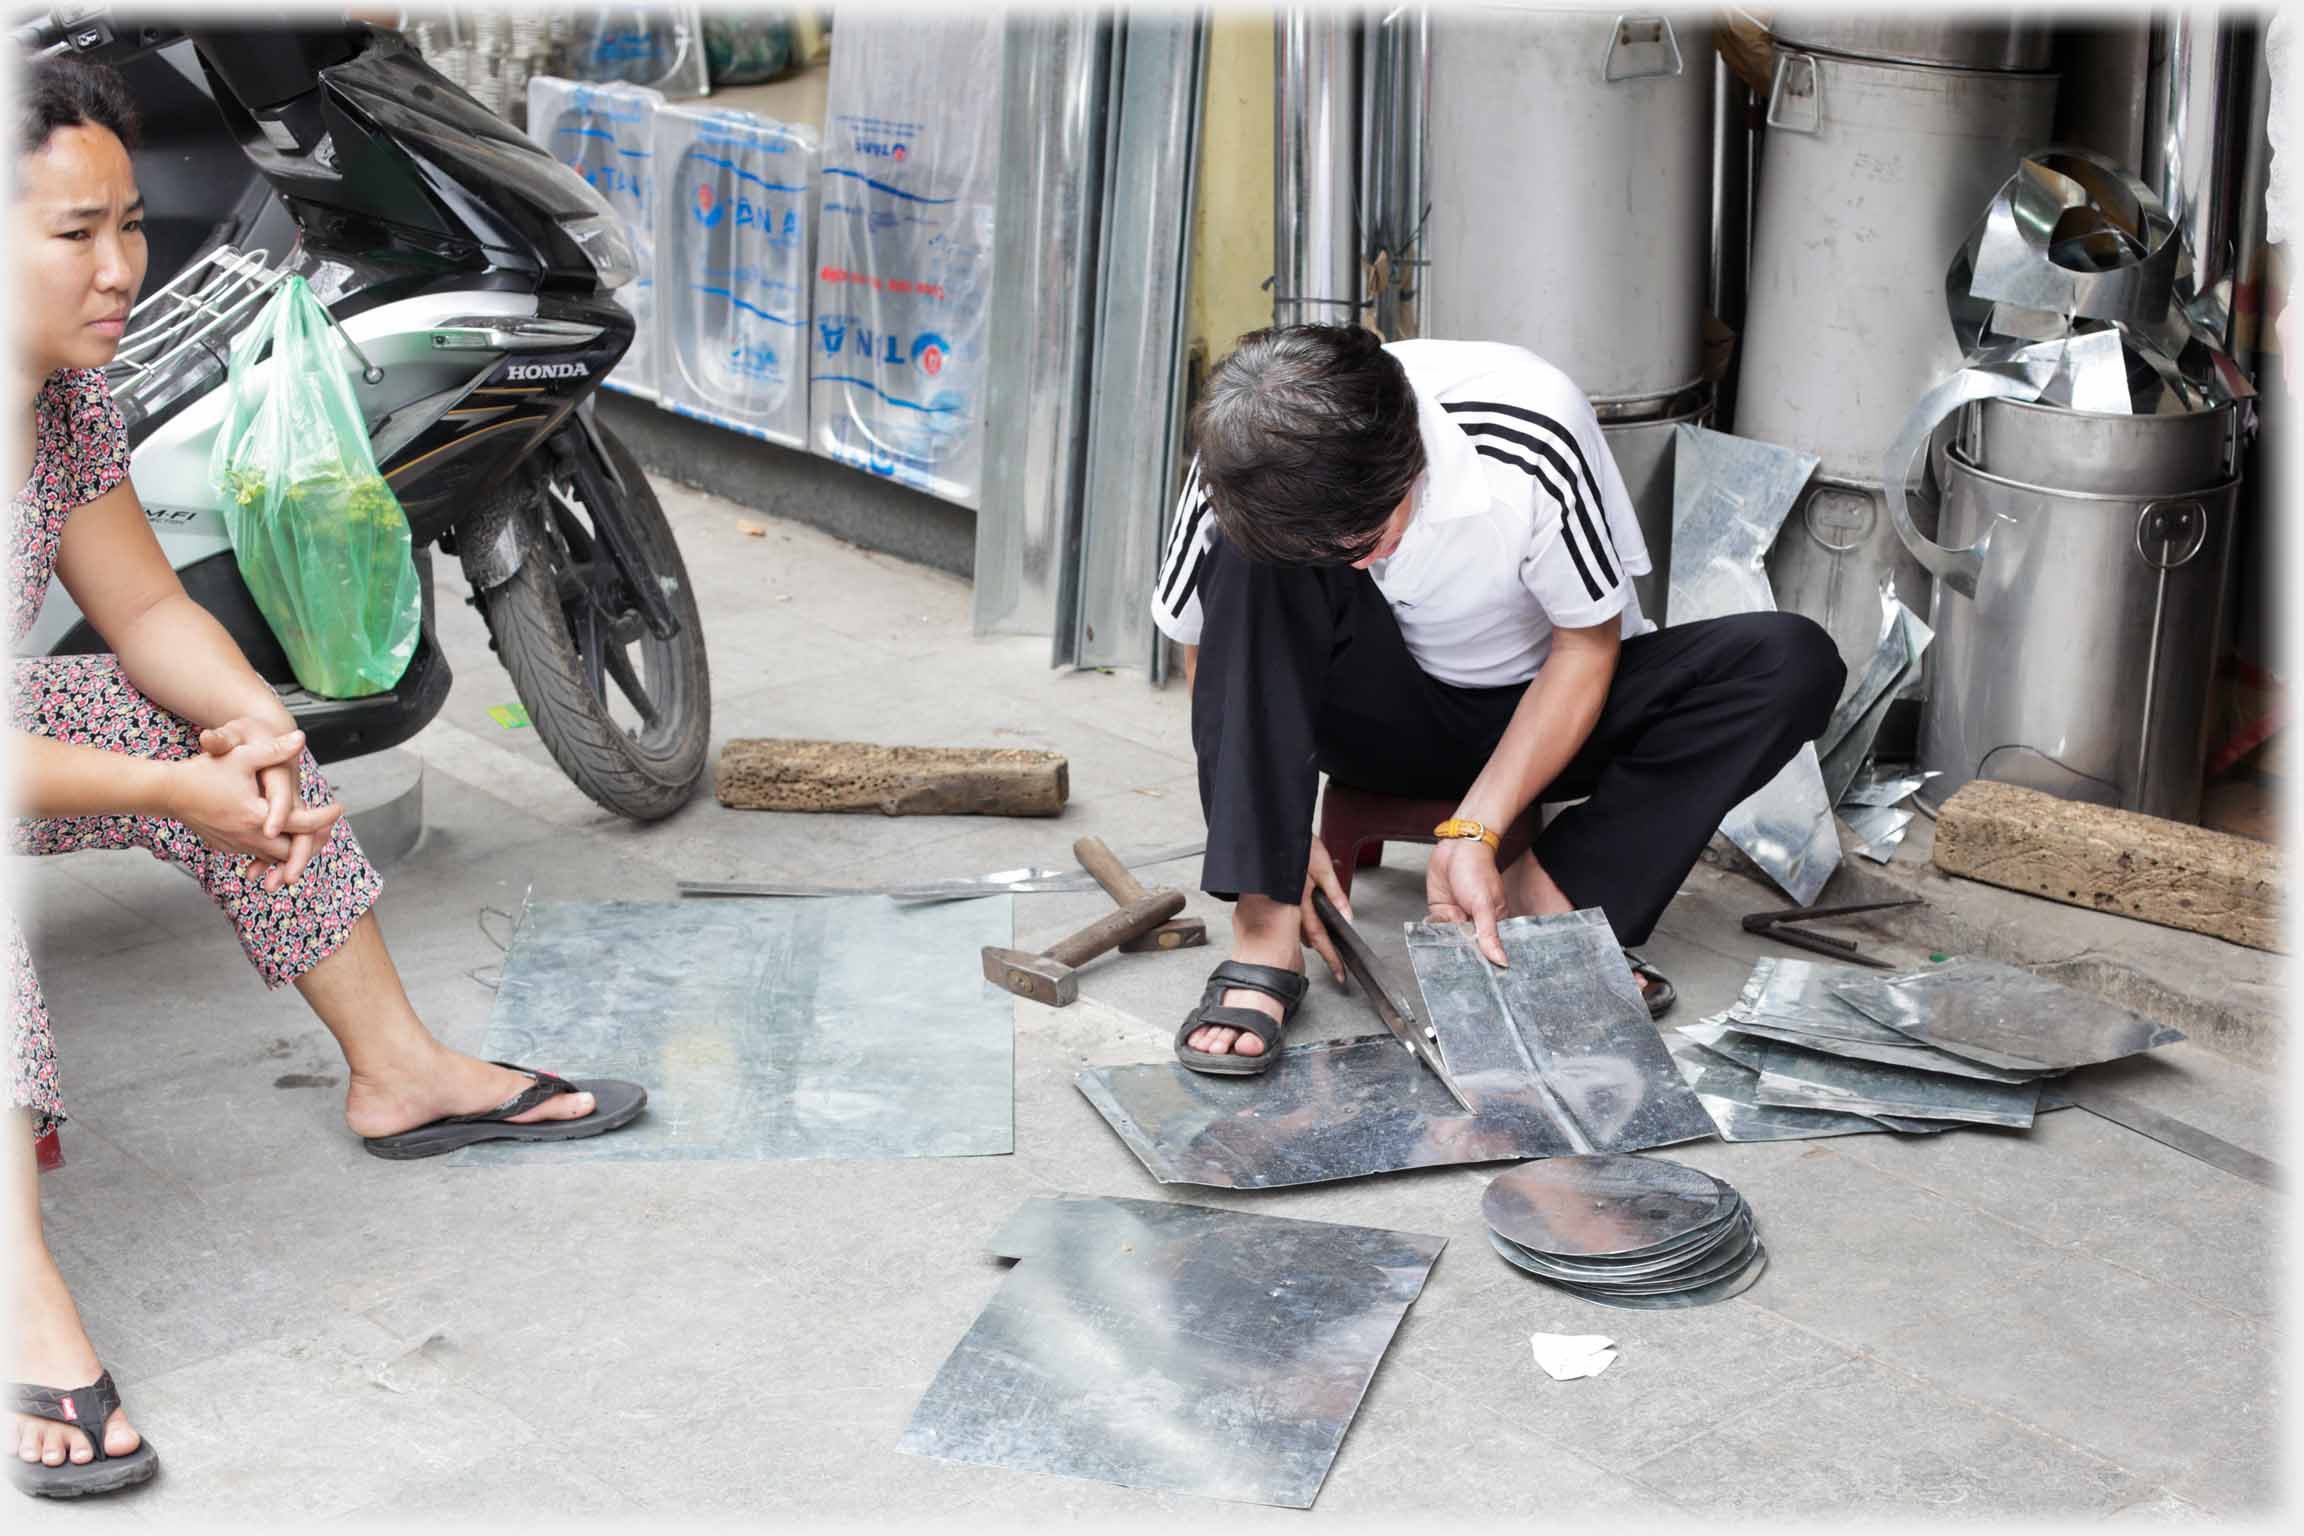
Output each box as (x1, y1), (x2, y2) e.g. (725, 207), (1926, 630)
(1189, 324), (1425, 566)
(17, 54), (141, 157)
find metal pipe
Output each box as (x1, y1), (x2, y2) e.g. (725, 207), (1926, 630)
(2155, 7), (2242, 300)
(973, 11), (1112, 639)
(2229, 18), (2270, 375)
(1357, 5), (1424, 339)
(1710, 54), (1752, 429)
(1274, 8), (1358, 326)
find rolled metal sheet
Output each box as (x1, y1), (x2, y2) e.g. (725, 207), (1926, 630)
(900, 1194), (1443, 1509)
(1829, 958), (2188, 1073)
(1817, 588), (1933, 806)
(1407, 911), (1719, 1154)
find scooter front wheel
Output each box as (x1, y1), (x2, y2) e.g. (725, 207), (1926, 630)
(479, 423), (711, 821)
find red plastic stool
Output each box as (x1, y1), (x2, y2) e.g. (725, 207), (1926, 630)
(1316, 782), (1544, 897)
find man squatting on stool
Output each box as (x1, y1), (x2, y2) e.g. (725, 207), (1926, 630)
(1149, 326), (1843, 1074)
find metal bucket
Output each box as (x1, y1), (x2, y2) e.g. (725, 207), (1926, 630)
(1424, 6), (1712, 410)
(1919, 403), (2239, 823)
(1736, 52), (2057, 481)
(1768, 15), (2056, 73)
(1601, 386), (1712, 623)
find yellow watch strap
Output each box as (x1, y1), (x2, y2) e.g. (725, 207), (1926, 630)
(1432, 818), (1501, 851)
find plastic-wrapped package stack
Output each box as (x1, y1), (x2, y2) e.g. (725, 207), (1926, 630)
(527, 75), (665, 399)
(557, 4), (711, 99)
(401, 6), (569, 129)
(808, 11), (1002, 508)
(652, 106), (818, 449)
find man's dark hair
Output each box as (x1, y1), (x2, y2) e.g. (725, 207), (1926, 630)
(17, 54), (141, 157)
(1189, 324), (1425, 565)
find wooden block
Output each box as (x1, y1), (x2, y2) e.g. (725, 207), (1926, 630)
(716, 738), (1069, 817)
(1933, 780), (2284, 953)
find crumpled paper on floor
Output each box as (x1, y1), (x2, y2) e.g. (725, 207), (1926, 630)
(1531, 1332), (1619, 1381)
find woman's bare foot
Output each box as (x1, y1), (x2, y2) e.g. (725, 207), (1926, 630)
(12, 1251), (138, 1471)
(341, 1044), (597, 1140)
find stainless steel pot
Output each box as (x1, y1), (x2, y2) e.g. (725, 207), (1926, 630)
(1956, 395), (2238, 495)
(1736, 51), (2057, 481)
(1601, 386), (1713, 623)
(1424, 6), (1712, 410)
(1919, 419), (2236, 823)
(1768, 14), (2056, 73)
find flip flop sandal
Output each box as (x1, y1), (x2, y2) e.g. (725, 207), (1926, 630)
(1624, 951), (1677, 1020)
(361, 1062), (648, 1160)
(10, 1370), (157, 1499)
(1176, 960), (1308, 1076)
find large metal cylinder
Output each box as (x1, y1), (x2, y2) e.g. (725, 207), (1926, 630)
(1423, 5), (1712, 411)
(1738, 52), (2057, 480)
(1275, 9), (1358, 326)
(1738, 49), (2055, 685)
(1768, 14), (2057, 73)
(1920, 400), (2240, 823)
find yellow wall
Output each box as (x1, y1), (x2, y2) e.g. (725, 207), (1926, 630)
(1189, 10), (1278, 368)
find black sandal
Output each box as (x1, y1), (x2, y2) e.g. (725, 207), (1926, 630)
(360, 1062), (647, 1160)
(10, 1370), (157, 1498)
(1176, 960), (1308, 1076)
(1625, 951), (1677, 1020)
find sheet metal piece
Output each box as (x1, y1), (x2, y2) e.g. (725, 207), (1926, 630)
(677, 842), (1206, 902)
(1730, 957), (2049, 1083)
(1482, 1153), (1730, 1259)
(1750, 1036), (2040, 1128)
(1844, 804), (1918, 862)
(1665, 425), (1840, 903)
(1819, 592), (1934, 807)
(2063, 1082), (2283, 1190)
(1841, 769), (1938, 807)
(1829, 958), (2188, 1072)
(1407, 911), (1718, 1154)
(900, 1195), (1443, 1509)
(1667, 1029), (1890, 1142)
(1681, 1020), (1986, 1134)
(1075, 1035), (1574, 1190)
(1488, 1230), (1770, 1310)
(448, 896), (1014, 1166)
(1310, 890), (1470, 1110)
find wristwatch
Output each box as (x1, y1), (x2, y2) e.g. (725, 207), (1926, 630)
(1431, 817), (1501, 852)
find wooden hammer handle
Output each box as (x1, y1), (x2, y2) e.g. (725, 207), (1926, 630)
(1073, 836), (1150, 907)
(1047, 888), (1186, 968)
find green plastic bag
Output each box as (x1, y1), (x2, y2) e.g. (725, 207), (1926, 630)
(207, 276), (419, 699)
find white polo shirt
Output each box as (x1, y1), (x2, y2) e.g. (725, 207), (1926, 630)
(1150, 338), (1655, 689)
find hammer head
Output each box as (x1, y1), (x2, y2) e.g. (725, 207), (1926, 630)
(1119, 916), (1209, 954)
(982, 945), (1078, 1007)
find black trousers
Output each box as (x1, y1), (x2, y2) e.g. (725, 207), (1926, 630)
(1190, 535), (1845, 946)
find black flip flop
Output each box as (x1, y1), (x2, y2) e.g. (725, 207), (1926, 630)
(10, 1371), (157, 1499)
(360, 1062), (647, 1160)
(1625, 951), (1677, 1020)
(1176, 960), (1308, 1076)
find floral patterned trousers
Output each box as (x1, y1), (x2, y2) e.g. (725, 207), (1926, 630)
(7, 653), (382, 1137)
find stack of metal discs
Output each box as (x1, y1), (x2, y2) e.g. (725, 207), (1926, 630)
(1482, 1153), (1766, 1308)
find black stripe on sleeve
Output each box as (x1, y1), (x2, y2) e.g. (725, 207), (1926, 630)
(1458, 421), (1618, 591)
(1446, 399), (1621, 571)
(1158, 500), (1210, 610)
(1172, 543), (1212, 616)
(1471, 443), (1603, 602)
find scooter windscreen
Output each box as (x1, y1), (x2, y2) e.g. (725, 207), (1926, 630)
(317, 33), (635, 289)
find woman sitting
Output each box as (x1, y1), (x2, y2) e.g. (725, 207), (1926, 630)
(6, 56), (644, 1498)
